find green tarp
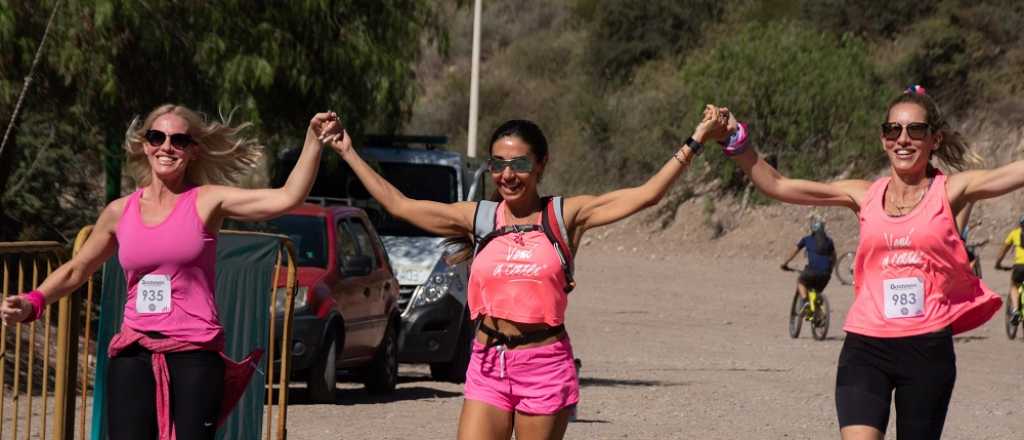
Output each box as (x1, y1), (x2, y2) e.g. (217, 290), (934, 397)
(91, 232), (289, 440)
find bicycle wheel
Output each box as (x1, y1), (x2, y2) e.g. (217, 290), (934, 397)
(1005, 294), (1018, 340)
(811, 294), (831, 340)
(835, 251), (855, 286)
(789, 291), (803, 339)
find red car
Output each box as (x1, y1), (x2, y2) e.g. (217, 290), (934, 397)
(267, 201), (401, 402)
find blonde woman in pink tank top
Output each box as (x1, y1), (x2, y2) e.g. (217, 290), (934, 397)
(324, 112), (725, 440)
(713, 87), (1019, 440)
(0, 104), (344, 440)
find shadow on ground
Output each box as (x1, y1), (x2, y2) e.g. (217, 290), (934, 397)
(579, 377), (688, 388)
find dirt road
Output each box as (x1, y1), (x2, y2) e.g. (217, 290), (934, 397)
(286, 235), (1024, 439)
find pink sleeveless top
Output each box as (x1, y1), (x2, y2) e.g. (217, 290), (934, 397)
(844, 173), (1002, 337)
(116, 187), (223, 344)
(468, 202), (569, 326)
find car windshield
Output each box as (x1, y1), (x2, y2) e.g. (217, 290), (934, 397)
(354, 163), (458, 237)
(226, 215), (328, 268)
(268, 215), (328, 267)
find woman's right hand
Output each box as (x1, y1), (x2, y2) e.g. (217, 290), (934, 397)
(0, 295), (33, 325)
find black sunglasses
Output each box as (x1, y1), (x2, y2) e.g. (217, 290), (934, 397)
(487, 156), (534, 174)
(144, 129), (195, 150)
(881, 122), (931, 141)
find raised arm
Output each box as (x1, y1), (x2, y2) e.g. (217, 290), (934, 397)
(202, 112), (334, 224)
(720, 110), (868, 211)
(947, 161), (1024, 209)
(1, 199), (122, 324)
(565, 107), (721, 239)
(326, 130), (475, 237)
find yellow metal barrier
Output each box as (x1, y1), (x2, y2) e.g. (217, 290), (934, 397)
(0, 240), (69, 440)
(0, 227), (297, 440)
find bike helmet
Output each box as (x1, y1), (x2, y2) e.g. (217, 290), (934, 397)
(810, 218), (825, 232)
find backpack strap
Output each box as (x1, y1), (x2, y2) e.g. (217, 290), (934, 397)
(540, 196), (576, 293)
(473, 200), (499, 256)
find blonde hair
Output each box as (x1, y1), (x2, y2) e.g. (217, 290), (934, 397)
(124, 104), (264, 186)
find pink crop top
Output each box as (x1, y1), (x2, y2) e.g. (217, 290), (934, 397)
(844, 173), (1002, 337)
(468, 202), (569, 326)
(116, 187), (223, 344)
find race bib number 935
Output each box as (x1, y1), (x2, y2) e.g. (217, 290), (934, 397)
(883, 277), (924, 319)
(136, 274), (172, 314)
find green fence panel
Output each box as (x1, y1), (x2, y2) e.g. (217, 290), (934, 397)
(91, 232), (286, 440)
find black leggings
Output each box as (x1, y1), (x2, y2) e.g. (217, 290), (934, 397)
(835, 328), (956, 440)
(107, 344), (225, 440)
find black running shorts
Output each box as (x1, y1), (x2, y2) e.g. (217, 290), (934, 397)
(835, 328), (955, 440)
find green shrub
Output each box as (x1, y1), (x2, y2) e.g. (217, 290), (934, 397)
(679, 21), (890, 190)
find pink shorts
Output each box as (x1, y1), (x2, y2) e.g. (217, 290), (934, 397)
(463, 336), (579, 415)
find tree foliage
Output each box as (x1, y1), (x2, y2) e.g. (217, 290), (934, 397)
(0, 0), (442, 240)
(680, 21), (890, 190)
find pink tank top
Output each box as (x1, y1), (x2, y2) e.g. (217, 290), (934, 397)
(844, 173), (1002, 337)
(468, 202), (569, 326)
(116, 187), (223, 344)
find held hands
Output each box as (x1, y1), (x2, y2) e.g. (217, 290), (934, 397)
(703, 105), (748, 156)
(708, 106), (738, 143)
(0, 295), (33, 325)
(310, 111), (353, 158)
(309, 111), (351, 153)
(692, 105), (728, 143)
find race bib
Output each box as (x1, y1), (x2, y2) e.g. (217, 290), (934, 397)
(136, 274), (172, 314)
(883, 277), (924, 319)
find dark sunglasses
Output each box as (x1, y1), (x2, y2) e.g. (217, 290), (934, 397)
(881, 122), (931, 141)
(144, 129), (196, 150)
(487, 156), (534, 173)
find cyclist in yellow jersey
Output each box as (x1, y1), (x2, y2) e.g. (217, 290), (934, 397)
(994, 215), (1024, 323)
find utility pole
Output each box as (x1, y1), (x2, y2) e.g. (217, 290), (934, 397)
(467, 0), (482, 158)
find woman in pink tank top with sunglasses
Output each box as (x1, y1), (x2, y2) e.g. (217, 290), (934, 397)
(322, 110), (725, 439)
(0, 104), (343, 440)
(716, 87), (1015, 440)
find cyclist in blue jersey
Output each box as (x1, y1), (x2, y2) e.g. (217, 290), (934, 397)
(781, 218), (837, 312)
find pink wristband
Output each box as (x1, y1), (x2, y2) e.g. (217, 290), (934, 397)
(722, 122), (749, 156)
(22, 290), (46, 323)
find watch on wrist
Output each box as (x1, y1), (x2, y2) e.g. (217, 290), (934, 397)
(684, 136), (704, 155)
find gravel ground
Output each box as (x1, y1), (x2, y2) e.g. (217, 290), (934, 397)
(285, 242), (1024, 440)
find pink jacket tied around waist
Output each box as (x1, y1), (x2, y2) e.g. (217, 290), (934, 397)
(108, 327), (263, 440)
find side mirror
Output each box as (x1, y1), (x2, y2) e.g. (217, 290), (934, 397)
(340, 254), (373, 278)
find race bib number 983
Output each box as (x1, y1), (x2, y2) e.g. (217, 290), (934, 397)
(136, 274), (172, 314)
(883, 277), (924, 319)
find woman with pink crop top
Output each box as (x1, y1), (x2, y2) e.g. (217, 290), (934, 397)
(714, 87), (1012, 440)
(0, 104), (343, 439)
(322, 111), (725, 439)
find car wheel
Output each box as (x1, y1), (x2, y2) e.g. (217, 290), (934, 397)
(363, 321), (398, 394)
(307, 330), (338, 404)
(430, 317), (473, 383)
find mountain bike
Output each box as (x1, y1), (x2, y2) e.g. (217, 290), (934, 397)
(834, 251), (855, 286)
(783, 265), (830, 340)
(996, 263), (1023, 339)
